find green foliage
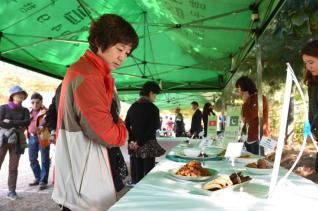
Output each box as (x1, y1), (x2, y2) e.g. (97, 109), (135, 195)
(237, 0), (318, 85)
(293, 121), (306, 144)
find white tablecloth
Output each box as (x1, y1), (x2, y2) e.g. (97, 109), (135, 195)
(110, 146), (318, 211)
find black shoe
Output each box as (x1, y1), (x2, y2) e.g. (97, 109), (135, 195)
(29, 181), (39, 186)
(39, 182), (48, 190)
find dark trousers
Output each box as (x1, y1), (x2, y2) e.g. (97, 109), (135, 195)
(28, 135), (50, 184)
(244, 141), (259, 155)
(175, 131), (185, 137)
(130, 155), (155, 184)
(0, 143), (21, 192)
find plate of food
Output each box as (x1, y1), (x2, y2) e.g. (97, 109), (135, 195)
(245, 159), (273, 175)
(235, 153), (263, 164)
(175, 148), (218, 159)
(168, 160), (218, 181)
(202, 172), (251, 192)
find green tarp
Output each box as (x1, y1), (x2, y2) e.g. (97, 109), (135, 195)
(0, 0), (284, 109)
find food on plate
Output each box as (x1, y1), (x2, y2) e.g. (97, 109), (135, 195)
(203, 172), (251, 191)
(239, 154), (251, 158)
(229, 172), (251, 185)
(246, 162), (258, 168)
(266, 153), (275, 162)
(175, 160), (210, 177)
(246, 159), (272, 169)
(203, 175), (233, 191)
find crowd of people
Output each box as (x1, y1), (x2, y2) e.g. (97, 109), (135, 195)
(0, 13), (318, 211)
(0, 87), (57, 200)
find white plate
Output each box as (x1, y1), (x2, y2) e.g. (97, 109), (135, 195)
(168, 168), (218, 181)
(235, 154), (263, 164)
(245, 166), (273, 175)
(175, 151), (218, 159)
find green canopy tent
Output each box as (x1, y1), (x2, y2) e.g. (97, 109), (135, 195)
(0, 0), (285, 109)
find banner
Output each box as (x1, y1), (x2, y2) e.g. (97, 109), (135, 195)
(223, 106), (241, 148)
(207, 115), (217, 138)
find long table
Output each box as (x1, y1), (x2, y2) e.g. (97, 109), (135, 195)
(110, 145), (318, 211)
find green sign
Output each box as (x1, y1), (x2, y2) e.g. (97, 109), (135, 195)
(223, 106), (241, 148)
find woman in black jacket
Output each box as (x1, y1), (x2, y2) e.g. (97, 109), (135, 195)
(302, 39), (318, 173)
(125, 81), (161, 185)
(0, 85), (30, 200)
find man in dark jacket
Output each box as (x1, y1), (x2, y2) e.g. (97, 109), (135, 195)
(125, 81), (161, 185)
(190, 101), (203, 138)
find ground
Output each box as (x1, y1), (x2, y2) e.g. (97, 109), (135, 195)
(280, 142), (318, 183)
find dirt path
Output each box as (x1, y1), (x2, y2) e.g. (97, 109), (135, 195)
(279, 143), (318, 183)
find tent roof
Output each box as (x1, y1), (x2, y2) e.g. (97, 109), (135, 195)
(0, 0), (284, 109)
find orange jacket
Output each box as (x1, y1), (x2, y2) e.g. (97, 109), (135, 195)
(57, 50), (127, 147)
(242, 93), (270, 142)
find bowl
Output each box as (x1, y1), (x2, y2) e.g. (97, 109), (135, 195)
(183, 148), (201, 157)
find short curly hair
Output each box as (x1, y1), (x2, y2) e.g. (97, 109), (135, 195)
(235, 76), (257, 95)
(88, 14), (139, 54)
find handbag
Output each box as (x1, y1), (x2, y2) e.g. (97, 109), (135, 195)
(38, 127), (50, 148)
(108, 96), (128, 192)
(136, 140), (166, 159)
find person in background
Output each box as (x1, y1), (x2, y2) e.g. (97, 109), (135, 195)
(202, 102), (216, 137)
(52, 14), (138, 211)
(27, 92), (50, 190)
(174, 107), (185, 137)
(301, 39), (318, 173)
(166, 117), (174, 136)
(218, 110), (226, 134)
(159, 116), (163, 130)
(125, 81), (161, 185)
(235, 76), (270, 155)
(189, 101), (203, 138)
(0, 85), (30, 200)
(44, 83), (61, 144)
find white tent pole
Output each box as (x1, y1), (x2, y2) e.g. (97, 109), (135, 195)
(268, 64), (292, 196)
(255, 36), (264, 155)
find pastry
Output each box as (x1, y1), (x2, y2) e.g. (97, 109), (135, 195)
(246, 162), (257, 168)
(176, 160), (210, 177)
(203, 175), (233, 191)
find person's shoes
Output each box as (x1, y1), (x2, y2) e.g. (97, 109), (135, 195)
(125, 180), (136, 187)
(29, 180), (39, 186)
(6, 191), (18, 200)
(39, 182), (48, 190)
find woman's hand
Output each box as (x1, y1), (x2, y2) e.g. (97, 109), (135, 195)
(129, 141), (139, 150)
(3, 119), (10, 123)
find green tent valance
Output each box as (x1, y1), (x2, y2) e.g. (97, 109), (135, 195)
(0, 0), (285, 108)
